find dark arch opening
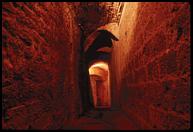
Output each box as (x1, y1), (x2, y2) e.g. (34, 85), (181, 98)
(79, 29), (117, 112)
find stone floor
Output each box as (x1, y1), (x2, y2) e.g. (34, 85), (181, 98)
(63, 109), (137, 130)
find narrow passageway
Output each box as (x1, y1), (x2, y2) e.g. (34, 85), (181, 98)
(2, 2), (191, 130)
(62, 110), (138, 130)
(89, 61), (110, 108)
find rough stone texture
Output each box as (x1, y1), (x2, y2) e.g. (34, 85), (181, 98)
(2, 2), (191, 130)
(2, 2), (81, 129)
(70, 2), (124, 36)
(111, 2), (190, 130)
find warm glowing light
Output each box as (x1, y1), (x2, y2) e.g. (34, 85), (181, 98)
(89, 62), (109, 73)
(88, 61), (111, 108)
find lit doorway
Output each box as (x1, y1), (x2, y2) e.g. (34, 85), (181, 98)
(89, 61), (111, 108)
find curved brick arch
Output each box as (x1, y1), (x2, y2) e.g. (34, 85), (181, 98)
(84, 23), (119, 53)
(96, 47), (112, 53)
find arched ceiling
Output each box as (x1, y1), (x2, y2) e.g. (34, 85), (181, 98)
(69, 2), (124, 37)
(67, 2), (125, 65)
(89, 67), (108, 80)
(97, 47), (112, 53)
(90, 61), (109, 71)
(84, 28), (118, 52)
(89, 61), (109, 80)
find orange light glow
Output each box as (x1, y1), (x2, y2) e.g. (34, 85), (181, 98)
(89, 61), (111, 108)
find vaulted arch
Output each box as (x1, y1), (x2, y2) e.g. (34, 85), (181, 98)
(89, 61), (111, 108)
(84, 23), (119, 53)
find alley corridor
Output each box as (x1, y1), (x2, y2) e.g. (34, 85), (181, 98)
(2, 2), (191, 130)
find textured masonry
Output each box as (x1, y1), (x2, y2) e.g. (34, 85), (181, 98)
(2, 2), (191, 130)
(2, 2), (81, 129)
(111, 2), (190, 130)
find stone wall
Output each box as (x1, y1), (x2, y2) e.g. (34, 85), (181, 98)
(2, 2), (81, 129)
(111, 2), (190, 129)
(2, 2), (191, 130)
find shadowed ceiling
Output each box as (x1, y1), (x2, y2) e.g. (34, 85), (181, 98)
(69, 2), (124, 37)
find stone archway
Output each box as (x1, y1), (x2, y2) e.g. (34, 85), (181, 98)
(83, 23), (119, 52)
(88, 61), (111, 108)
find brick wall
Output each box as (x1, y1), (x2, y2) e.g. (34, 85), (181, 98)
(2, 2), (191, 130)
(2, 2), (81, 129)
(112, 2), (190, 129)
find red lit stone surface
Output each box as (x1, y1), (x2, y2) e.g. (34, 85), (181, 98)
(2, 2), (190, 130)
(112, 2), (190, 130)
(2, 2), (81, 129)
